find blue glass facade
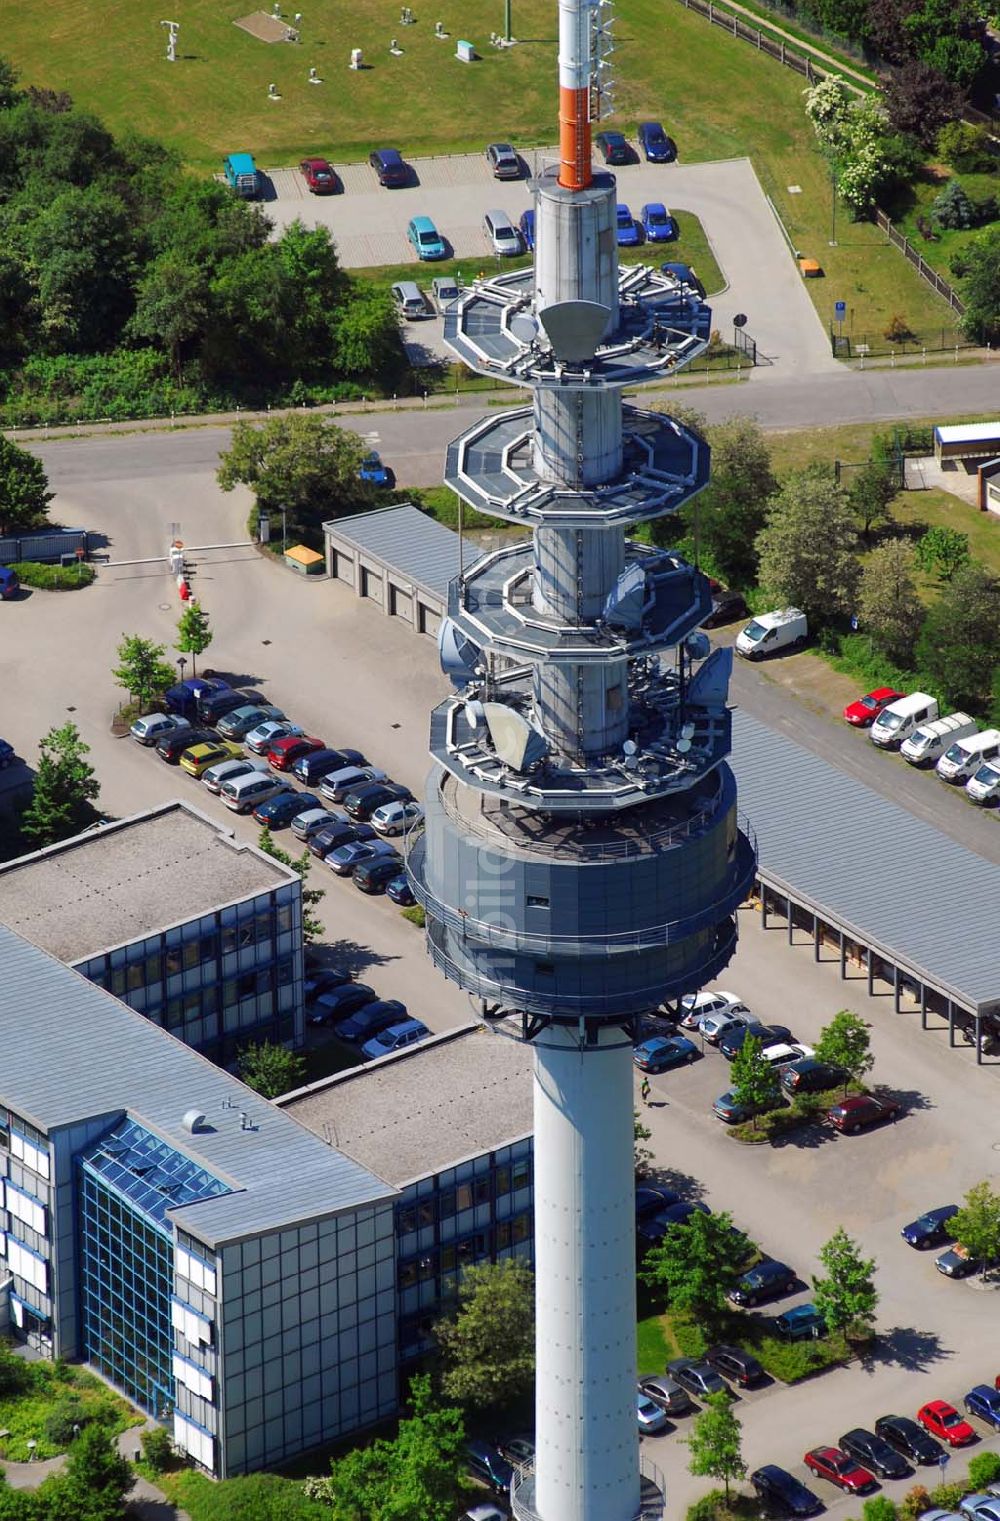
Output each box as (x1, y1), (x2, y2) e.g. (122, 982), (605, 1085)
(73, 886), (303, 1060)
(396, 1138), (533, 1361)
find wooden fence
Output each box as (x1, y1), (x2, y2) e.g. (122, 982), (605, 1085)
(873, 210), (966, 316)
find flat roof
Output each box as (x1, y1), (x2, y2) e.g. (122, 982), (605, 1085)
(0, 801), (295, 962)
(279, 1024), (533, 1187)
(323, 503), (462, 602)
(0, 925), (394, 1245)
(732, 711), (1000, 1015)
(934, 422), (1000, 443)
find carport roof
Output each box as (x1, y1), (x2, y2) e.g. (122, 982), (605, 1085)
(732, 710), (1000, 1016)
(323, 503), (461, 602)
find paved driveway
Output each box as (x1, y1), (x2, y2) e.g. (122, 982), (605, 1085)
(262, 151), (836, 374)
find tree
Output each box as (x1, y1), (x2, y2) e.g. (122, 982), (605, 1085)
(932, 180), (977, 230)
(640, 1209), (752, 1331)
(0, 55), (19, 111)
(729, 1034), (780, 1132)
(936, 121), (998, 173)
(238, 1040), (306, 1099)
(313, 1374), (464, 1521)
(916, 560), (1000, 713)
(914, 525), (970, 580)
(175, 601), (213, 678)
(858, 541), (924, 664)
(216, 414), (373, 547)
(686, 1393), (746, 1501)
(691, 418), (778, 587)
(436, 1259), (535, 1409)
(814, 1010), (874, 1094)
(754, 469), (861, 625)
(21, 722), (100, 847)
(113, 634), (177, 712)
(634, 1110), (654, 1178)
(956, 227), (1000, 345)
(950, 1180), (1000, 1276)
(883, 62), (966, 147)
(847, 459), (898, 541)
(0, 435), (53, 535)
(812, 1227), (879, 1336)
(127, 254), (209, 381)
(257, 826), (325, 942)
(47, 1423), (132, 1521)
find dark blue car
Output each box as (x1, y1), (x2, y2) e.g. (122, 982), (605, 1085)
(751, 1466), (822, 1517)
(253, 791), (322, 827)
(901, 1204), (958, 1249)
(0, 738), (15, 768)
(637, 120), (676, 162)
(369, 147), (408, 186)
(519, 208), (536, 250)
(163, 676), (230, 720)
(334, 999), (408, 1043)
(964, 1385), (1000, 1430)
(386, 873), (415, 906)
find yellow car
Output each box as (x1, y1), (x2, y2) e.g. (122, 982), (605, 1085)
(179, 741), (243, 778)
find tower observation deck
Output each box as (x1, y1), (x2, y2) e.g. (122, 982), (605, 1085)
(405, 16), (757, 1519)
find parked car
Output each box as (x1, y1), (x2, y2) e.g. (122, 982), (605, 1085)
(637, 120), (676, 161)
(700, 1008), (757, 1045)
(326, 838), (399, 876)
(217, 704), (285, 740)
(253, 791), (323, 828)
(874, 1414), (944, 1465)
(465, 1441), (513, 1495)
(321, 765), (386, 803)
(0, 566), (20, 599)
(773, 1304), (826, 1341)
(641, 202), (676, 242)
(702, 589), (748, 629)
(359, 451), (390, 486)
(637, 1200), (711, 1245)
(519, 208), (536, 250)
(667, 1358), (728, 1399)
(461, 1507), (506, 1521)
(661, 260), (706, 297)
(245, 720), (304, 755)
(483, 208), (522, 257)
(637, 1374), (692, 1416)
(760, 1041), (815, 1070)
(308, 982), (378, 1027)
(156, 726), (217, 763)
(780, 1058), (848, 1095)
(220, 772), (293, 813)
(197, 686), (266, 725)
(871, 692), (939, 750)
(736, 608), (808, 660)
(635, 1185), (680, 1219)
(163, 675), (229, 720)
(344, 781), (412, 821)
(486, 142), (521, 178)
(391, 281), (427, 320)
(268, 735), (325, 771)
(0, 738), (16, 769)
(195, 752), (257, 791)
(964, 1386), (1000, 1431)
(936, 1244), (982, 1279)
(901, 712), (977, 767)
(130, 712), (190, 746)
(616, 204), (641, 247)
(309, 821), (376, 859)
(637, 1391), (669, 1434)
(719, 1022), (792, 1060)
(938, 729), (1000, 784)
(838, 1427), (911, 1481)
(804, 1447), (877, 1494)
(362, 1018), (430, 1060)
(303, 966), (352, 1003)
(300, 156), (338, 193)
(966, 760), (1000, 805)
(354, 856), (404, 894)
(632, 1035), (699, 1072)
(497, 1434), (535, 1467)
(901, 1205), (958, 1250)
(370, 799), (424, 835)
(431, 275), (461, 311)
(294, 747), (365, 787)
(712, 1088), (778, 1125)
(594, 130), (631, 164)
(960, 1500), (1000, 1521)
(678, 990), (749, 1031)
(386, 873), (416, 906)
(407, 214), (447, 260)
(705, 1345), (764, 1388)
(843, 687), (905, 727)
(728, 1260), (796, 1307)
(750, 1466), (822, 1517)
(179, 740), (242, 778)
(917, 1401), (975, 1446)
(827, 1094), (900, 1132)
(290, 808), (337, 841)
(369, 146), (408, 186)
(334, 999), (407, 1043)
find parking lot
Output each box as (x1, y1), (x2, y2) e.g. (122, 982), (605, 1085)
(2, 434), (999, 1509)
(260, 150), (836, 373)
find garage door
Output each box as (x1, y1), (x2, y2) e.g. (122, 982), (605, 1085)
(331, 546), (355, 587)
(389, 584), (414, 623)
(359, 565), (384, 607)
(417, 602), (441, 637)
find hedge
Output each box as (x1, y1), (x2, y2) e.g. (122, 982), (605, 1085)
(9, 560), (95, 590)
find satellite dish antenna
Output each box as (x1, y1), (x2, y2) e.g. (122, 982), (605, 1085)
(537, 300), (611, 363)
(623, 739), (637, 756)
(465, 700), (486, 729)
(685, 631), (711, 661)
(676, 737), (692, 753)
(510, 312), (540, 344)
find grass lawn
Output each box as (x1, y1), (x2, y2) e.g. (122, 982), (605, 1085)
(893, 166), (999, 291)
(0, 1355), (141, 1462)
(894, 485), (1000, 582)
(1, 0), (957, 338)
(764, 413), (999, 478)
(637, 1310), (673, 1373)
(154, 1468), (329, 1520)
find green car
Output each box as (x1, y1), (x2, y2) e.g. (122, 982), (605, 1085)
(773, 1304), (826, 1341)
(407, 215), (447, 261)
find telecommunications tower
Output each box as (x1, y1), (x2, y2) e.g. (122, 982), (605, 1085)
(405, 2), (757, 1516)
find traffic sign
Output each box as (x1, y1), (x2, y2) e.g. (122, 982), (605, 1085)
(939, 1453), (950, 1471)
(835, 300), (846, 318)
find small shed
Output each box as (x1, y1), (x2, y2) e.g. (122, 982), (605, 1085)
(979, 457), (1000, 515)
(934, 421), (1000, 464)
(284, 544), (325, 576)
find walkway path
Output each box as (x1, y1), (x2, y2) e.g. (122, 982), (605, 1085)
(0, 1431), (191, 1520)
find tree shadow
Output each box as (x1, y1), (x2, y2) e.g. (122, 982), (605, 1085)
(860, 1326), (949, 1374)
(768, 1119), (837, 1150)
(645, 1166), (707, 1204)
(881, 1085), (934, 1114)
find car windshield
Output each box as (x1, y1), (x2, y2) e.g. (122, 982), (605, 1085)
(744, 620), (766, 641)
(940, 1410), (960, 1426)
(944, 742), (968, 761)
(974, 763), (1000, 783)
(418, 231), (438, 244)
(879, 710), (902, 729)
(861, 695), (879, 709)
(375, 1027), (401, 1047)
(439, 283), (459, 297)
(648, 209), (668, 224)
(647, 126), (665, 140)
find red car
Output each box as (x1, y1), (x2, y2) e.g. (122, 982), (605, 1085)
(299, 157), (338, 193)
(917, 1401), (975, 1446)
(267, 735), (325, 771)
(804, 1447), (876, 1494)
(827, 1094), (900, 1133)
(842, 688), (905, 727)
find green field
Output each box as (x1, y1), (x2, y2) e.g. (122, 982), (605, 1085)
(3, 0), (957, 337)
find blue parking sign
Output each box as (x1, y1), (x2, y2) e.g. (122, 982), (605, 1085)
(835, 301), (846, 318)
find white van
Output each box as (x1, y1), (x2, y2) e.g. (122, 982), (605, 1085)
(735, 608), (808, 660)
(900, 711), (977, 767)
(220, 772), (293, 813)
(966, 759), (1000, 805)
(937, 728), (1000, 784)
(870, 692), (938, 749)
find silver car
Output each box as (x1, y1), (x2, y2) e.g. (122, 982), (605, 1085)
(321, 765), (387, 803)
(201, 756), (269, 794)
(129, 712), (190, 746)
(637, 1374), (692, 1417)
(484, 208), (521, 257)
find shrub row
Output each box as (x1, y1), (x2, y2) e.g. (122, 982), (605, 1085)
(10, 560), (95, 590)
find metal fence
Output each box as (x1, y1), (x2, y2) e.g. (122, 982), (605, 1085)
(676, 0), (825, 82)
(873, 210), (966, 316)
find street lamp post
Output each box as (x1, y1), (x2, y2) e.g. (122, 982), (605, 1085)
(829, 167), (838, 247)
(281, 508), (287, 552)
(176, 655), (187, 685)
